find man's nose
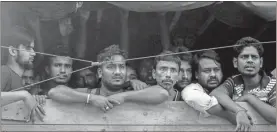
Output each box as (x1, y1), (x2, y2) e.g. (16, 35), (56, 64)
(114, 67), (121, 74)
(165, 70), (172, 78)
(60, 66), (66, 73)
(246, 56), (254, 63)
(30, 48), (36, 56)
(210, 70), (216, 77)
(183, 71), (188, 78)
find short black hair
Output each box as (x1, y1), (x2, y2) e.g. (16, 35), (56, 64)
(171, 46), (193, 65)
(97, 44), (128, 63)
(153, 50), (181, 70)
(193, 50), (221, 72)
(233, 37), (264, 57)
(44, 43), (72, 66)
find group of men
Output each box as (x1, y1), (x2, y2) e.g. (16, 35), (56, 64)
(1, 26), (276, 132)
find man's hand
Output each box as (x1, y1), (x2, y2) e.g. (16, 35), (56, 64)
(23, 92), (45, 123)
(235, 94), (255, 102)
(107, 93), (126, 105)
(130, 80), (148, 91)
(33, 95), (47, 106)
(235, 110), (253, 132)
(90, 95), (120, 112)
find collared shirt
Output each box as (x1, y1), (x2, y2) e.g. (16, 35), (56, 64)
(220, 71), (276, 107)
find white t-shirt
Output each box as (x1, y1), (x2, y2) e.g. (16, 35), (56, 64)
(181, 83), (218, 117)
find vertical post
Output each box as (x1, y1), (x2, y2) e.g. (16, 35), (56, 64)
(76, 10), (90, 58)
(120, 9), (129, 53)
(158, 12), (170, 51)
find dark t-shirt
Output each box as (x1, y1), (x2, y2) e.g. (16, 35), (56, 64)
(215, 71), (276, 107)
(1, 65), (23, 91)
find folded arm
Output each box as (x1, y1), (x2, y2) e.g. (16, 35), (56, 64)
(1, 91), (30, 106)
(109, 85), (169, 105)
(246, 94), (276, 124)
(47, 85), (90, 104)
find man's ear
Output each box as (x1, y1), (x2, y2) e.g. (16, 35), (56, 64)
(260, 57), (263, 68)
(152, 69), (156, 79)
(233, 57), (238, 68)
(97, 67), (102, 78)
(8, 46), (17, 56)
(45, 66), (50, 75)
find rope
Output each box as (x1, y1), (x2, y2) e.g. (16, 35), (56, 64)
(2, 40), (276, 92)
(1, 46), (92, 63)
(10, 65), (95, 92)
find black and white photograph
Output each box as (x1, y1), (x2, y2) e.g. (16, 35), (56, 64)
(1, 1), (276, 131)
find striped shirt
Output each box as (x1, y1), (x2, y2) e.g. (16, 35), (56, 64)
(220, 71), (276, 107)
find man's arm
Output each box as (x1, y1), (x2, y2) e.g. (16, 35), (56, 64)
(210, 79), (246, 113)
(108, 85), (169, 105)
(47, 85), (91, 103)
(181, 83), (236, 124)
(244, 95), (276, 124)
(1, 91), (29, 106)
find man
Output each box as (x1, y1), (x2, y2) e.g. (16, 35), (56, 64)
(181, 50), (224, 117)
(69, 61), (99, 91)
(1, 26), (44, 122)
(1, 27), (36, 91)
(171, 46), (193, 92)
(126, 65), (138, 81)
(210, 37), (276, 131)
(47, 45), (168, 112)
(22, 69), (46, 105)
(151, 51), (182, 101)
(138, 59), (157, 85)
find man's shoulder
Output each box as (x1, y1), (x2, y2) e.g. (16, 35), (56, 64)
(1, 65), (11, 80)
(1, 65), (11, 73)
(225, 74), (243, 85)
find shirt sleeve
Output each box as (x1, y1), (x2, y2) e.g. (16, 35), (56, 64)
(1, 66), (10, 91)
(212, 77), (235, 97)
(181, 83), (218, 116)
(267, 78), (276, 107)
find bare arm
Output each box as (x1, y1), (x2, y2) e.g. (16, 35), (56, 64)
(109, 85), (169, 105)
(245, 95), (276, 123)
(210, 83), (246, 113)
(1, 91), (28, 106)
(47, 85), (89, 104)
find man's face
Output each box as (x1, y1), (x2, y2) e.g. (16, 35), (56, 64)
(153, 61), (180, 90)
(98, 55), (127, 90)
(176, 61), (192, 88)
(196, 58), (223, 90)
(22, 70), (34, 90)
(46, 56), (73, 84)
(126, 67), (137, 81)
(139, 60), (156, 85)
(16, 41), (36, 69)
(234, 46), (262, 77)
(76, 69), (97, 88)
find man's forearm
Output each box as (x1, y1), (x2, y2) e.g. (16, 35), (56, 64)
(247, 96), (276, 123)
(48, 85), (88, 104)
(124, 86), (169, 104)
(1, 91), (28, 106)
(210, 90), (245, 113)
(207, 104), (237, 124)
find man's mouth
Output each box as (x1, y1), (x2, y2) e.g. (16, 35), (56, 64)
(112, 76), (123, 80)
(245, 66), (255, 70)
(208, 80), (218, 84)
(162, 80), (173, 85)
